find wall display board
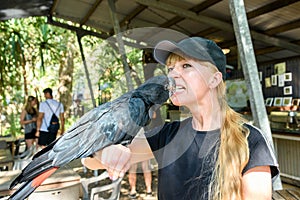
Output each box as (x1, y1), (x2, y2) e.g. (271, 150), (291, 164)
(226, 79), (249, 109)
(258, 58), (300, 101)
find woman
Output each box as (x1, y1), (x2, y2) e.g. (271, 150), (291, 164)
(20, 96), (38, 148)
(82, 37), (279, 200)
(128, 159), (153, 199)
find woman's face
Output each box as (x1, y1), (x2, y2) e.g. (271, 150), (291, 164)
(30, 98), (37, 106)
(167, 59), (215, 107)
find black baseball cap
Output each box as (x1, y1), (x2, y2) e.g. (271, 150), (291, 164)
(153, 37), (226, 80)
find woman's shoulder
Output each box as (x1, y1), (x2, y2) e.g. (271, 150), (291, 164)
(42, 99), (60, 107)
(242, 123), (279, 178)
(21, 108), (27, 114)
(243, 123), (271, 145)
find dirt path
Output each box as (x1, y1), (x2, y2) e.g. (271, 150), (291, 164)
(119, 170), (158, 200)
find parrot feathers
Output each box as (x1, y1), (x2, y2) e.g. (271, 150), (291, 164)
(9, 75), (175, 199)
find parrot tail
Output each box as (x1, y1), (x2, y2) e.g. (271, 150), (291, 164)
(9, 167), (59, 200)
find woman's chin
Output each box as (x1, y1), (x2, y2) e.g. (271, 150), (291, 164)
(170, 96), (182, 106)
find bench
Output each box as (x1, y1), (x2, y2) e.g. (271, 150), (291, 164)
(0, 149), (13, 170)
(273, 188), (300, 199)
(0, 170), (21, 196)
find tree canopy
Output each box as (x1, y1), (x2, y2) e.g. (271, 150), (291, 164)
(0, 16), (165, 137)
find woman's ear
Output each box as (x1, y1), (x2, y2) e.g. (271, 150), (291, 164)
(209, 72), (223, 88)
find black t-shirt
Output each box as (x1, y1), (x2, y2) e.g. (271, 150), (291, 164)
(146, 117), (279, 200)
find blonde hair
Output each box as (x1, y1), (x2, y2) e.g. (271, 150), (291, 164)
(166, 53), (249, 200)
(25, 96), (37, 115)
(211, 81), (249, 200)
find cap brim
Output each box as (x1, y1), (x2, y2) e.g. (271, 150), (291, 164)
(154, 40), (180, 65)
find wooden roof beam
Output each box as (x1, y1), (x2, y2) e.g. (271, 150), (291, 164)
(259, 55), (300, 66)
(247, 0), (300, 19)
(119, 4), (147, 28)
(218, 17), (300, 61)
(159, 0), (221, 28)
(192, 27), (220, 37)
(265, 19), (300, 35)
(108, 4), (147, 35)
(135, 0), (300, 53)
(220, 17), (300, 54)
(50, 0), (60, 14)
(227, 40), (300, 63)
(190, 0), (222, 13)
(203, 1), (300, 51)
(47, 16), (110, 39)
(160, 0), (299, 47)
(159, 0), (298, 33)
(80, 0), (103, 26)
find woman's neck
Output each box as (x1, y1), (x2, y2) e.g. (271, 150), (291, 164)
(191, 114), (221, 131)
(189, 99), (222, 131)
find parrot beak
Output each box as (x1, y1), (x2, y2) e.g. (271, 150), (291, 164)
(166, 76), (176, 97)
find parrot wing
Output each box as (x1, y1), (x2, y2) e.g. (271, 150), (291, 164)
(9, 75), (174, 200)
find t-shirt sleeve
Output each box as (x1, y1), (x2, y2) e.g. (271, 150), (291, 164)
(59, 103), (64, 113)
(145, 121), (182, 165)
(146, 121), (181, 150)
(145, 124), (169, 152)
(39, 102), (46, 113)
(242, 124), (279, 179)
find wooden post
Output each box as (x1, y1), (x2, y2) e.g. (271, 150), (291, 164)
(108, 0), (134, 91)
(229, 0), (282, 190)
(76, 31), (97, 108)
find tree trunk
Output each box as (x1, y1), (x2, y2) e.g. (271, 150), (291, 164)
(57, 43), (75, 116)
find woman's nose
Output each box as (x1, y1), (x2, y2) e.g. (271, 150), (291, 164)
(169, 67), (181, 78)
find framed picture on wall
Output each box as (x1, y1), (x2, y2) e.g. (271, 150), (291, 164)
(278, 74), (285, 87)
(292, 99), (300, 106)
(284, 72), (292, 81)
(265, 98), (273, 106)
(274, 62), (286, 75)
(283, 86), (292, 95)
(282, 97), (292, 106)
(271, 75), (277, 86)
(265, 77), (271, 88)
(273, 97), (283, 106)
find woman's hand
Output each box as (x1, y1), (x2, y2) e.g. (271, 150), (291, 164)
(82, 144), (132, 180)
(35, 130), (40, 138)
(82, 133), (154, 180)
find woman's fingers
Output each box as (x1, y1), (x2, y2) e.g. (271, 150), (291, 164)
(81, 144), (132, 180)
(96, 144), (132, 180)
(81, 157), (102, 170)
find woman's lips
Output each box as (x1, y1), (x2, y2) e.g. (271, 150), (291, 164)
(174, 85), (185, 94)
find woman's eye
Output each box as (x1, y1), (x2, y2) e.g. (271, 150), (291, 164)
(167, 67), (174, 72)
(183, 63), (192, 68)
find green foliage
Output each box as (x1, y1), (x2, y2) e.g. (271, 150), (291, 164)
(0, 19), (24, 101)
(1, 95), (23, 137)
(82, 35), (146, 106)
(6, 112), (22, 137)
(64, 115), (81, 131)
(0, 17), (76, 136)
(0, 16), (152, 137)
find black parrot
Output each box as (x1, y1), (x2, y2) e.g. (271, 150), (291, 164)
(9, 75), (175, 200)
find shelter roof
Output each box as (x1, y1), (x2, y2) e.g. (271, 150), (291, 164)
(1, 0), (300, 68)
